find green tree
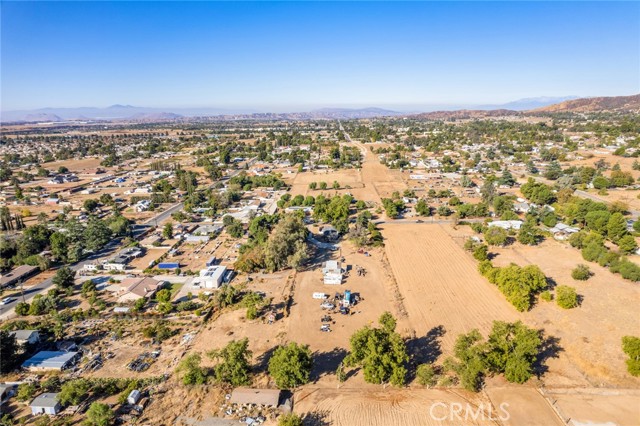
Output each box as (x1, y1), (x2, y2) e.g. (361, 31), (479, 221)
(83, 199), (99, 213)
(517, 221), (540, 246)
(484, 226), (508, 246)
(416, 363), (437, 387)
(617, 234), (638, 254)
(53, 266), (75, 291)
(263, 214), (308, 271)
(59, 379), (90, 405)
(485, 321), (541, 384)
(473, 244), (488, 261)
(268, 342), (313, 388)
(156, 288), (171, 303)
(85, 402), (115, 426)
(499, 168), (516, 187)
(415, 199), (430, 216)
(208, 338), (252, 386)
(607, 212), (628, 242)
(378, 311), (397, 333)
(344, 313), (408, 386)
(447, 329), (486, 392)
(50, 232), (70, 263)
(622, 336), (640, 376)
(176, 353), (207, 385)
(16, 382), (36, 402)
(592, 175), (610, 190)
(585, 210), (611, 235)
(162, 222), (174, 239)
(544, 161), (562, 180)
(14, 302), (30, 316)
(215, 285), (238, 308)
(84, 217), (113, 252)
(556, 285), (579, 309)
(0, 330), (19, 373)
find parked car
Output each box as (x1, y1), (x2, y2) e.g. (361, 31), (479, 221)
(320, 302), (335, 310)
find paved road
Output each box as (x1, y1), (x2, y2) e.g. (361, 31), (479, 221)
(0, 240), (122, 320)
(574, 189), (640, 219)
(144, 202), (184, 226)
(0, 156), (253, 321)
(531, 176), (639, 219)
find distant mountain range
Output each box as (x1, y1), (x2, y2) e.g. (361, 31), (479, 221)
(532, 94), (640, 113)
(2, 95), (638, 123)
(476, 96), (580, 111)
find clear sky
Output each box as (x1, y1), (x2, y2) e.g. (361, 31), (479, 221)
(1, 1), (639, 111)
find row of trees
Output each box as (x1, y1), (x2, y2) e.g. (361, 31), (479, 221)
(177, 339), (313, 389)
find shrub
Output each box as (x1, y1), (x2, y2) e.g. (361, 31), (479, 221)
(416, 363), (437, 387)
(278, 413), (303, 426)
(622, 336), (640, 376)
(571, 264), (591, 281)
(472, 245), (488, 261)
(540, 290), (553, 302)
(556, 286), (579, 309)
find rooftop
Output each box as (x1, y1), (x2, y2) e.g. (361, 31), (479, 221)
(230, 388), (281, 407)
(30, 393), (60, 408)
(22, 351), (78, 370)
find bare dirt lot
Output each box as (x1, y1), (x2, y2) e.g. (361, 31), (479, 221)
(542, 388), (640, 426)
(287, 241), (410, 367)
(379, 223), (521, 354)
(293, 387), (504, 426)
(484, 387), (563, 426)
(489, 237), (640, 388)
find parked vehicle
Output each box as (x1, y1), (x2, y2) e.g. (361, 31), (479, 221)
(320, 324), (331, 332)
(312, 292), (328, 300)
(321, 301), (335, 310)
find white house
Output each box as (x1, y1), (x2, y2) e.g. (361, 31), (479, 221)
(82, 262), (101, 272)
(488, 220), (523, 230)
(548, 223), (579, 240)
(196, 265), (228, 289)
(10, 330), (40, 346)
(322, 261), (343, 285)
(30, 393), (61, 416)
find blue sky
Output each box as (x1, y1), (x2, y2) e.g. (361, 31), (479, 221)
(1, 1), (639, 111)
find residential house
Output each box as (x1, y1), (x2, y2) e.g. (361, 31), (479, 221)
(115, 277), (163, 303)
(196, 266), (228, 289)
(0, 265), (39, 288)
(10, 330), (40, 346)
(548, 223), (579, 241)
(488, 220), (523, 230)
(30, 393), (61, 415)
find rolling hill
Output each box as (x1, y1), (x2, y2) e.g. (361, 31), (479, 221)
(533, 94), (640, 113)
